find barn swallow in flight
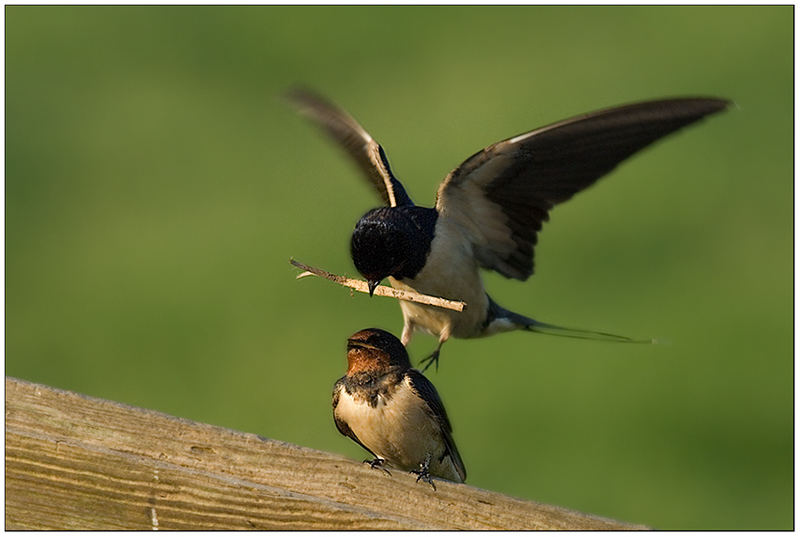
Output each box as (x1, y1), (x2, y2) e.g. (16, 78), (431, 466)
(332, 328), (466, 488)
(290, 90), (729, 370)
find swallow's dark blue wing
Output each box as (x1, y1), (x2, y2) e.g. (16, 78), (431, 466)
(406, 370), (467, 482)
(436, 97), (730, 280)
(288, 88), (413, 208)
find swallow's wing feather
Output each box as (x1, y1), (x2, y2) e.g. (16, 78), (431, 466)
(332, 379), (378, 459)
(288, 88), (413, 207)
(435, 97), (730, 280)
(406, 370), (467, 482)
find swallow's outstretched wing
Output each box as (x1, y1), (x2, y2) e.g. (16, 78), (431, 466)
(288, 88), (413, 208)
(435, 97), (730, 280)
(406, 370), (467, 482)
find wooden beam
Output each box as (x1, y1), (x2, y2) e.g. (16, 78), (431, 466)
(5, 377), (647, 530)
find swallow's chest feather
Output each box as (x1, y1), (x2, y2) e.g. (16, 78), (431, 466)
(334, 375), (442, 469)
(390, 217), (490, 338)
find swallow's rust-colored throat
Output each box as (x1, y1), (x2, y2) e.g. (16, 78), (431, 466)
(345, 343), (394, 376)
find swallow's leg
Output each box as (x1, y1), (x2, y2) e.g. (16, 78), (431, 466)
(363, 457), (391, 476)
(418, 349), (440, 373)
(410, 453), (436, 491)
(419, 331), (449, 373)
(400, 321), (415, 346)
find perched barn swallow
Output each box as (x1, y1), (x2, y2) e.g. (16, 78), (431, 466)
(332, 328), (466, 488)
(291, 90), (729, 370)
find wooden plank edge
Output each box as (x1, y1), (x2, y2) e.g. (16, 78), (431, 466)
(5, 377), (649, 530)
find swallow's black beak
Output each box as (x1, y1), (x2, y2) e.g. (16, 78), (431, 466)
(367, 280), (380, 297)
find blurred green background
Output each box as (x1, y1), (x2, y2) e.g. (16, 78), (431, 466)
(6, 6), (791, 530)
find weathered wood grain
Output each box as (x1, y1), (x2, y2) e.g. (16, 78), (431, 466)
(5, 377), (647, 530)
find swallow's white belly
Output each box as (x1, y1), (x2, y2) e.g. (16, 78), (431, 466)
(390, 217), (489, 340)
(334, 376), (462, 482)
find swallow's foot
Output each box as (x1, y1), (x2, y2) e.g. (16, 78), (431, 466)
(363, 457), (391, 476)
(409, 454), (436, 490)
(418, 349), (440, 373)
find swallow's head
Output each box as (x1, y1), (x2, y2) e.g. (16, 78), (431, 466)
(351, 206), (438, 295)
(346, 328), (410, 375)
(351, 208), (412, 295)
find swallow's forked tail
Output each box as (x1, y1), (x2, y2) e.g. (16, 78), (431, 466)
(523, 318), (656, 344)
(487, 297), (657, 344)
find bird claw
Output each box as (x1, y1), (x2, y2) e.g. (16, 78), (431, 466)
(409, 455), (436, 490)
(363, 458), (391, 476)
(410, 469), (436, 490)
(418, 349), (440, 373)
